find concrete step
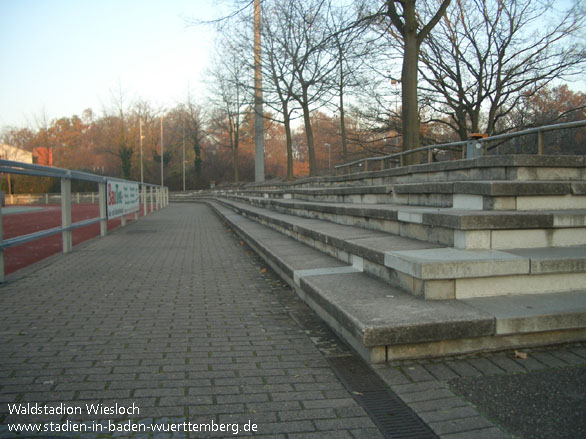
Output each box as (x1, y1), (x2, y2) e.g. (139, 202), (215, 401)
(220, 193), (586, 250)
(393, 180), (586, 210)
(247, 155), (586, 191)
(169, 191), (207, 202)
(212, 197), (586, 300)
(228, 180), (586, 210)
(202, 199), (586, 363)
(235, 185), (394, 204)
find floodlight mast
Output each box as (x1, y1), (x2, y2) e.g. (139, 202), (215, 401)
(254, 0), (264, 182)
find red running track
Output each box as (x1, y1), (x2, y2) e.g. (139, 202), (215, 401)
(2, 204), (154, 275)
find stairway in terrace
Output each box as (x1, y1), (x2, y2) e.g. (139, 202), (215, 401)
(170, 155), (586, 363)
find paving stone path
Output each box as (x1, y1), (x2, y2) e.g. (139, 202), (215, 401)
(1, 203), (584, 439)
(0, 204), (383, 438)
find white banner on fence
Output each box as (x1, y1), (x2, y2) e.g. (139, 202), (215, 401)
(106, 180), (139, 219)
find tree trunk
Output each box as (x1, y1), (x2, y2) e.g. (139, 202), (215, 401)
(339, 44), (348, 163)
(387, 0), (452, 164)
(402, 2), (421, 164)
(232, 143), (239, 183)
(230, 119), (239, 183)
(340, 96), (348, 163)
(283, 103), (294, 180)
(253, 0), (264, 182)
(301, 89), (317, 176)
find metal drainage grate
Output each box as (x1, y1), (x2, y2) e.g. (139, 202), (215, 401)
(328, 356), (439, 439)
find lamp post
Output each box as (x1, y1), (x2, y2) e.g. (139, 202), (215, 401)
(139, 117), (144, 184)
(254, 0), (264, 182)
(182, 122), (186, 192)
(160, 115), (164, 187)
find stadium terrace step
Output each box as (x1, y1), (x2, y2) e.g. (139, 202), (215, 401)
(169, 155), (586, 361)
(245, 155), (586, 190)
(202, 200), (586, 363)
(235, 184), (394, 204)
(217, 194), (586, 250)
(392, 180), (586, 210)
(228, 180), (586, 210)
(209, 197), (586, 300)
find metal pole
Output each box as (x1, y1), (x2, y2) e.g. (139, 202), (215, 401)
(537, 130), (544, 155)
(61, 177), (72, 253)
(150, 186), (154, 212)
(99, 182), (107, 236)
(182, 123), (186, 191)
(254, 0), (265, 182)
(160, 115), (164, 187)
(142, 185), (147, 216)
(139, 116), (144, 185)
(0, 206), (4, 283)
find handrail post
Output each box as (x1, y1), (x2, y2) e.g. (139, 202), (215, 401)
(0, 206), (4, 283)
(150, 186), (154, 212)
(142, 185), (147, 216)
(427, 148), (433, 163)
(99, 182), (107, 236)
(166, 187), (169, 207)
(61, 177), (72, 253)
(537, 130), (544, 155)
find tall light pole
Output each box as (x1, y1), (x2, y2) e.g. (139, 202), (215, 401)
(182, 122), (186, 192)
(254, 0), (264, 182)
(139, 116), (144, 184)
(160, 115), (164, 187)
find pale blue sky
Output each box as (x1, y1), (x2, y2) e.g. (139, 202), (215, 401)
(1, 0), (583, 130)
(0, 0), (222, 128)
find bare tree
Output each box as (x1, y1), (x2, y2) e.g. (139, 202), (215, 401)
(100, 88), (136, 179)
(383, 0), (451, 160)
(181, 93), (205, 184)
(279, 0), (340, 176)
(207, 43), (252, 183)
(260, 0), (305, 180)
(327, 2), (375, 163)
(420, 0), (586, 139)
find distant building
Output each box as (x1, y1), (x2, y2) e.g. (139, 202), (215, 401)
(0, 144), (33, 163)
(33, 147), (53, 166)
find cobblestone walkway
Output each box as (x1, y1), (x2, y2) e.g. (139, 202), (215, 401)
(0, 204), (382, 438)
(1, 203), (584, 439)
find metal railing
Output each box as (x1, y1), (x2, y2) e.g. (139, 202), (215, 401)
(335, 119), (586, 174)
(0, 160), (169, 282)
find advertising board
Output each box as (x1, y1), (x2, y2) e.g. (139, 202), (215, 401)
(106, 180), (139, 219)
